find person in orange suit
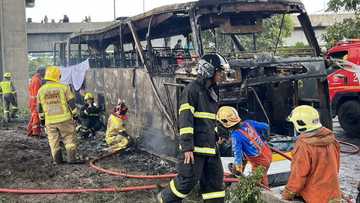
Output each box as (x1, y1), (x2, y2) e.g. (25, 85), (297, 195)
(282, 105), (342, 203)
(27, 68), (45, 137)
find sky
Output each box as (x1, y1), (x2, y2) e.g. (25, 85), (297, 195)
(26, 0), (329, 23)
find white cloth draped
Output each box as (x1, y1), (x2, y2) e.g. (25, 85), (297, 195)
(60, 59), (90, 91)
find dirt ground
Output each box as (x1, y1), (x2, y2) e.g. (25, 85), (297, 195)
(0, 119), (359, 203)
(0, 121), (176, 203)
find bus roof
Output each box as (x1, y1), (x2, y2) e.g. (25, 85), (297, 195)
(69, 0), (305, 45)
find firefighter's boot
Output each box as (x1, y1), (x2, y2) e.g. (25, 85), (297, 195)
(66, 149), (85, 164)
(53, 150), (64, 164)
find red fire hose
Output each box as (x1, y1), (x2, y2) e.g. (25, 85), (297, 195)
(89, 151), (177, 179)
(0, 185), (159, 194)
(0, 142), (357, 196)
(89, 150), (232, 179)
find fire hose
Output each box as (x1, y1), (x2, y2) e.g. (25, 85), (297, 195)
(0, 142), (357, 195)
(339, 141), (360, 154)
(0, 149), (255, 195)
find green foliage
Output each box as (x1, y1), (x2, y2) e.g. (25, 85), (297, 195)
(292, 42), (309, 49)
(323, 0), (360, 48)
(28, 54), (53, 77)
(323, 15), (360, 48)
(202, 14), (294, 54)
(239, 14), (294, 51)
(226, 166), (265, 203)
(327, 0), (360, 12)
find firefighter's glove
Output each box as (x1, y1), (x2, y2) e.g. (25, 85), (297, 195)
(228, 163), (243, 178)
(282, 187), (296, 200)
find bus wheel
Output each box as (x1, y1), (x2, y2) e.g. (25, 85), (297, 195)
(338, 100), (360, 138)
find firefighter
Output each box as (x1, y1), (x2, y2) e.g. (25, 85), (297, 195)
(216, 106), (272, 186)
(282, 105), (342, 203)
(0, 72), (18, 122)
(76, 92), (102, 139)
(105, 100), (130, 152)
(37, 66), (82, 164)
(159, 53), (229, 203)
(27, 68), (45, 137)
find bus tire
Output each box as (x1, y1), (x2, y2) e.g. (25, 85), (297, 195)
(338, 100), (360, 138)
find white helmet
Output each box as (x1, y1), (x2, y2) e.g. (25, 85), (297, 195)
(197, 53), (230, 79)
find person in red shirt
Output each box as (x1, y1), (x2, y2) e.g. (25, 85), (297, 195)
(27, 68), (45, 137)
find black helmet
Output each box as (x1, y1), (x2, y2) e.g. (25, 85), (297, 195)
(197, 53), (229, 79)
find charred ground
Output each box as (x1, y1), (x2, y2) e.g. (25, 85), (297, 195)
(0, 120), (358, 202)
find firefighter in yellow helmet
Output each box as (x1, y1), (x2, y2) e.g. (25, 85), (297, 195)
(282, 105), (341, 202)
(217, 106), (272, 186)
(0, 72), (18, 122)
(105, 100), (130, 152)
(37, 66), (82, 164)
(76, 92), (102, 139)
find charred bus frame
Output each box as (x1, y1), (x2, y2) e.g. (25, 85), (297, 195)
(54, 0), (332, 156)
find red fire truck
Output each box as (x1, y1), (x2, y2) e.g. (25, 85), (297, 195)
(326, 39), (360, 137)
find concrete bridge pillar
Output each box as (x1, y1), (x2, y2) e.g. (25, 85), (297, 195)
(0, 0), (29, 108)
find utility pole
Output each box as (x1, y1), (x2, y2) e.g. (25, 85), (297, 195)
(143, 0), (145, 12)
(113, 0), (116, 20)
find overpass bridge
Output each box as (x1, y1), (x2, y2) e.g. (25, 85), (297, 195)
(26, 22), (112, 53)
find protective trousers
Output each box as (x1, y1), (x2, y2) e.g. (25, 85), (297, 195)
(247, 146), (272, 186)
(46, 119), (77, 163)
(78, 117), (102, 137)
(105, 134), (129, 152)
(2, 93), (18, 119)
(27, 98), (41, 136)
(161, 154), (225, 203)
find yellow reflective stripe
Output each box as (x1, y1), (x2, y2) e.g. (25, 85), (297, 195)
(194, 112), (216, 120)
(65, 143), (76, 151)
(202, 191), (226, 200)
(272, 152), (292, 162)
(178, 103), (195, 114)
(170, 180), (187, 199)
(193, 147), (216, 155)
(179, 127), (194, 135)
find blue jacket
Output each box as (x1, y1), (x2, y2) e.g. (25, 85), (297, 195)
(231, 120), (269, 165)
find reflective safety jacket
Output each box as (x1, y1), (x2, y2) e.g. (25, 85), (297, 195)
(178, 78), (218, 156)
(231, 120), (270, 165)
(105, 114), (127, 145)
(285, 127), (341, 203)
(37, 82), (77, 125)
(0, 80), (16, 95)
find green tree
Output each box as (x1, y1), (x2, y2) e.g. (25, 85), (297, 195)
(202, 14), (294, 54)
(28, 55), (53, 77)
(323, 0), (360, 48)
(240, 14), (294, 51)
(327, 0), (360, 12)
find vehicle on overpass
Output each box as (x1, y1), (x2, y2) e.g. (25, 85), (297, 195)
(326, 39), (360, 137)
(54, 0), (332, 187)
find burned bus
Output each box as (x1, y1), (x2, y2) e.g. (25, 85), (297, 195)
(54, 0), (332, 158)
